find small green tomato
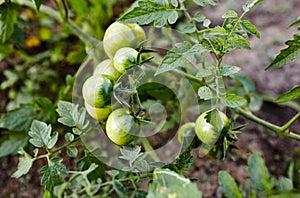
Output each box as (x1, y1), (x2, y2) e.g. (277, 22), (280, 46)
(106, 108), (140, 146)
(82, 75), (113, 108)
(195, 110), (230, 146)
(177, 122), (196, 144)
(93, 59), (121, 81)
(113, 47), (139, 73)
(84, 102), (111, 121)
(103, 22), (146, 58)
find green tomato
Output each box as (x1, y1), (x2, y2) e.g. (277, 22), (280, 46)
(103, 22), (146, 58)
(113, 47), (139, 73)
(93, 59), (121, 81)
(195, 110), (229, 146)
(106, 108), (140, 146)
(177, 122), (195, 144)
(84, 102), (111, 121)
(82, 75), (113, 108)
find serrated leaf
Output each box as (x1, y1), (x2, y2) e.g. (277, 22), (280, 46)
(198, 86), (214, 100)
(241, 20), (260, 38)
(147, 169), (202, 198)
(119, 146), (144, 167)
(28, 120), (58, 149)
(107, 170), (120, 178)
(56, 101), (76, 127)
(205, 109), (223, 132)
(113, 180), (134, 197)
(210, 26), (227, 36)
(0, 2), (18, 43)
(221, 94), (246, 108)
(56, 101), (88, 129)
(221, 65), (240, 76)
(243, 0), (264, 13)
(228, 37), (251, 50)
(275, 86), (300, 103)
(12, 149), (34, 178)
(156, 42), (206, 75)
(0, 133), (29, 157)
(118, 0), (178, 27)
(247, 153), (274, 194)
(40, 158), (67, 192)
(266, 35), (300, 69)
(193, 0), (219, 7)
(218, 171), (243, 198)
(31, 0), (42, 11)
(76, 154), (105, 180)
(222, 10), (238, 19)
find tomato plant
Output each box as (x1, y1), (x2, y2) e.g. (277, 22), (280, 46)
(1, 0), (300, 197)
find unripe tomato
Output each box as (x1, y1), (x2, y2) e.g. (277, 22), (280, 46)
(93, 59), (121, 81)
(84, 102), (111, 121)
(177, 122), (195, 144)
(82, 75), (113, 108)
(113, 47), (139, 73)
(103, 22), (146, 58)
(106, 108), (140, 146)
(195, 110), (229, 146)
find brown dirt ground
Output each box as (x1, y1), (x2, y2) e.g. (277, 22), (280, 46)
(1, 0), (300, 197)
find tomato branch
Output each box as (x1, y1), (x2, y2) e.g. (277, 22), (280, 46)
(236, 107), (300, 141)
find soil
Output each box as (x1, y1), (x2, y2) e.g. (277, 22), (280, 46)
(1, 0), (300, 198)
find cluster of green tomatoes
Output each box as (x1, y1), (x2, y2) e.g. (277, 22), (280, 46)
(82, 22), (232, 158)
(82, 22), (146, 146)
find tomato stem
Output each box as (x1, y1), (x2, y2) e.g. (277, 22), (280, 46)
(236, 107), (300, 141)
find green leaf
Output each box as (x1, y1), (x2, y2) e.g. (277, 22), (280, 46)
(64, 133), (74, 142)
(243, 0), (264, 13)
(218, 171), (243, 198)
(241, 20), (260, 38)
(31, 0), (42, 11)
(28, 120), (58, 149)
(67, 146), (78, 158)
(193, 12), (206, 22)
(193, 0), (219, 7)
(12, 149), (34, 178)
(289, 17), (300, 27)
(205, 109), (223, 132)
(198, 86), (214, 100)
(247, 153), (274, 194)
(118, 0), (178, 27)
(76, 153), (105, 180)
(275, 86), (300, 103)
(68, 0), (89, 18)
(40, 158), (67, 192)
(113, 180), (134, 197)
(222, 10), (238, 19)
(119, 146), (144, 166)
(0, 98), (56, 132)
(0, 133), (29, 157)
(220, 65), (240, 76)
(227, 37), (251, 50)
(181, 24), (197, 34)
(266, 35), (300, 69)
(170, 0), (178, 8)
(221, 94), (246, 108)
(0, 2), (18, 43)
(56, 101), (88, 129)
(277, 177), (293, 193)
(156, 42), (206, 75)
(147, 169), (202, 198)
